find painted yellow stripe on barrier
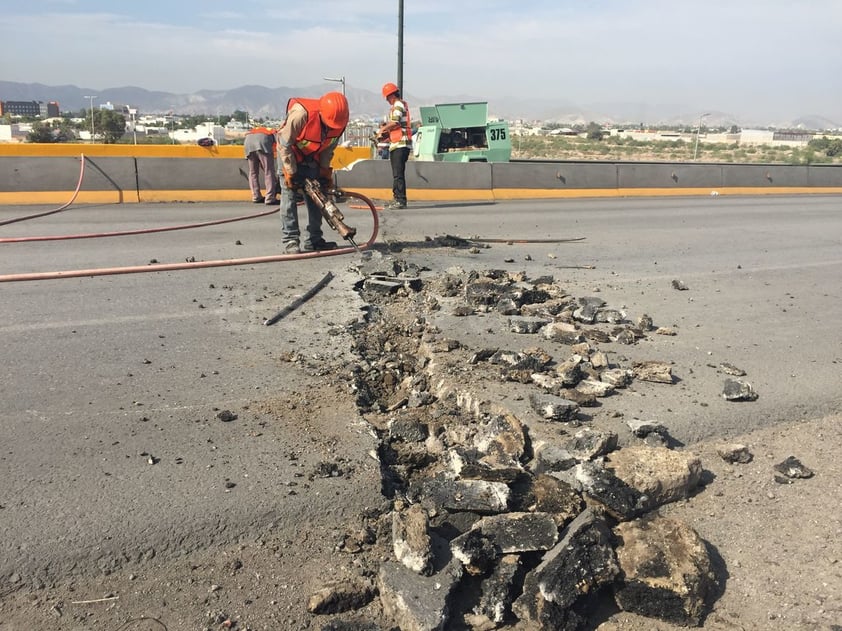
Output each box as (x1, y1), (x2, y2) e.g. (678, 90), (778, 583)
(0, 190), (138, 205)
(138, 190), (251, 203)
(4, 186), (842, 207)
(0, 143), (242, 159)
(349, 188), (496, 202)
(0, 190), (244, 205)
(0, 143), (370, 164)
(492, 187), (842, 199)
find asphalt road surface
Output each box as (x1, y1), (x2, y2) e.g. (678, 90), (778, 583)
(1, 194), (840, 591)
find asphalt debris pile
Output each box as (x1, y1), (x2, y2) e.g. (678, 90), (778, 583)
(318, 257), (728, 630)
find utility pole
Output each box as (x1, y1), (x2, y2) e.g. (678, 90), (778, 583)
(323, 76), (347, 144)
(694, 112), (710, 161)
(128, 108), (137, 145)
(323, 75), (345, 96)
(397, 0), (404, 94)
(84, 95), (97, 143)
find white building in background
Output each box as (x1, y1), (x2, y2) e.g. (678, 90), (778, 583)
(0, 124), (27, 142)
(224, 120), (250, 141)
(738, 129), (813, 146)
(170, 122), (225, 145)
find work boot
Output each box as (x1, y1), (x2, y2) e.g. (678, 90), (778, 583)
(265, 198), (280, 206)
(384, 200), (407, 209)
(302, 240), (338, 252)
(284, 241), (300, 254)
(252, 196), (265, 204)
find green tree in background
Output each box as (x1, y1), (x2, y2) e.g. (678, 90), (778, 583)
(808, 136), (842, 157)
(94, 109), (129, 144)
(27, 122), (54, 143)
(26, 119), (75, 143)
(586, 122), (604, 141)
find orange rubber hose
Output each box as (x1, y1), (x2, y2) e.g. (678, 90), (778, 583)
(0, 191), (379, 283)
(0, 153), (87, 226)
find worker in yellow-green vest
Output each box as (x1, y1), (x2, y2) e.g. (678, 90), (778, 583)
(377, 82), (412, 209)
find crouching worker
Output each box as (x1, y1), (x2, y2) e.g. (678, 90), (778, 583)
(244, 126), (280, 204)
(277, 91), (349, 254)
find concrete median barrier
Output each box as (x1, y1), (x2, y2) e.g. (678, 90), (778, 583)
(1, 144), (841, 205)
(335, 159), (495, 201)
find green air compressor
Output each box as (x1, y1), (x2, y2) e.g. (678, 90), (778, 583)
(412, 102), (511, 162)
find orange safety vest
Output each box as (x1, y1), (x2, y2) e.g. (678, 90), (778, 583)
(285, 98), (344, 163)
(246, 127), (277, 149)
(389, 98), (412, 144)
(248, 126), (276, 136)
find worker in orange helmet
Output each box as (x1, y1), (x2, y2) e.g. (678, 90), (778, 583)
(277, 91), (350, 253)
(377, 82), (412, 209)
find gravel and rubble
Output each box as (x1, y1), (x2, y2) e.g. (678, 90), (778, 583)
(308, 255), (744, 630)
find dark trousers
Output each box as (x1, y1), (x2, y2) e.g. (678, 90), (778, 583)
(389, 146), (410, 203)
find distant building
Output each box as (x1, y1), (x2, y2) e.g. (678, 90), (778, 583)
(0, 123), (28, 142)
(0, 100), (60, 118)
(99, 101), (130, 115)
(739, 129), (813, 146)
(224, 120), (250, 141)
(171, 121), (225, 144)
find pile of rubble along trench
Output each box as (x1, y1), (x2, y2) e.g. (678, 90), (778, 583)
(323, 255), (723, 631)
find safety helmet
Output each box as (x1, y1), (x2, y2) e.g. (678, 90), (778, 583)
(319, 92), (349, 129)
(381, 82), (400, 99)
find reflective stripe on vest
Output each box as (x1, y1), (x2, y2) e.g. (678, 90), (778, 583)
(389, 99), (412, 145)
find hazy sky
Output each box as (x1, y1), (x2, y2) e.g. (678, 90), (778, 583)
(2, 0), (841, 122)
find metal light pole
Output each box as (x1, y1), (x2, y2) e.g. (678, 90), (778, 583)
(397, 0), (404, 94)
(323, 76), (347, 143)
(128, 108), (137, 145)
(693, 112), (710, 161)
(323, 75), (345, 95)
(84, 95), (97, 143)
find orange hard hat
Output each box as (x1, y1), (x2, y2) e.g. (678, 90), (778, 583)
(382, 82), (399, 99)
(319, 92), (349, 129)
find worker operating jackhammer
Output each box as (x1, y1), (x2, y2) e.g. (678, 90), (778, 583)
(277, 91), (350, 254)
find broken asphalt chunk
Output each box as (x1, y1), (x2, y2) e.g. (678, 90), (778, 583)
(722, 378), (758, 401)
(467, 554), (521, 627)
(392, 503), (434, 575)
(613, 514), (714, 626)
(451, 512), (559, 576)
(572, 461), (648, 521)
(632, 360), (674, 384)
(716, 443), (753, 464)
(528, 394), (580, 422)
(411, 476), (510, 514)
(607, 445), (703, 512)
(773, 455), (814, 483)
(508, 316), (551, 334)
(378, 557), (462, 631)
(363, 278), (403, 295)
(513, 508), (619, 626)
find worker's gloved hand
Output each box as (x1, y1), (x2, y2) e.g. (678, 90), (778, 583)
(283, 170), (304, 190)
(318, 167), (333, 191)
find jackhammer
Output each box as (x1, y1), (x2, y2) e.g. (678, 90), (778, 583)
(302, 178), (360, 252)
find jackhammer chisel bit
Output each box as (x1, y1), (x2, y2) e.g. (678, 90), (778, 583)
(303, 179), (360, 252)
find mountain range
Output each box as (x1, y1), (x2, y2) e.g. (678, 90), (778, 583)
(1, 81), (839, 131)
